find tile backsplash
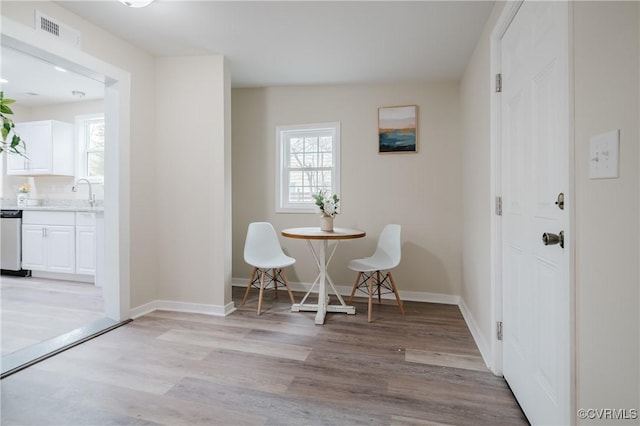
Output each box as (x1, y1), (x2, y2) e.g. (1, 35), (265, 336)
(4, 175), (104, 203)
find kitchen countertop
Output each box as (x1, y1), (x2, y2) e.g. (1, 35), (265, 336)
(18, 206), (104, 213)
(0, 200), (104, 213)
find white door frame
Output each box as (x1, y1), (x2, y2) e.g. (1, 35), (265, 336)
(489, 0), (576, 420)
(1, 17), (132, 321)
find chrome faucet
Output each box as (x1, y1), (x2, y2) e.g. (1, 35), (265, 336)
(72, 178), (96, 207)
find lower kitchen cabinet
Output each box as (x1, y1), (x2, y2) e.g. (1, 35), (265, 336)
(21, 225), (48, 270)
(22, 212), (76, 273)
(75, 212), (96, 275)
(47, 226), (76, 273)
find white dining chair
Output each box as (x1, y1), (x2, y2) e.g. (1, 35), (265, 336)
(348, 224), (404, 322)
(241, 222), (296, 315)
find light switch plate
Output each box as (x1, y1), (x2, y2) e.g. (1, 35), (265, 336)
(589, 129), (619, 179)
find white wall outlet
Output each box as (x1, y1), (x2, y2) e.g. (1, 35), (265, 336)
(589, 129), (620, 179)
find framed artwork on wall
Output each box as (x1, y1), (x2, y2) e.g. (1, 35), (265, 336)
(378, 105), (418, 153)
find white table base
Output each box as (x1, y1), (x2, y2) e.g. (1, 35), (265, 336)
(291, 239), (356, 324)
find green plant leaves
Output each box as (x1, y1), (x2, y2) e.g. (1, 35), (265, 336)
(0, 91), (26, 156)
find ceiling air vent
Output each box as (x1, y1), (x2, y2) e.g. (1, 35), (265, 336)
(35, 11), (82, 48)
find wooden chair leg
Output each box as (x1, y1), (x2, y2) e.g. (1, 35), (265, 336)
(367, 273), (374, 323)
(257, 269), (266, 315)
(273, 268), (278, 298)
(348, 272), (362, 304)
(376, 270), (382, 303)
(387, 271), (404, 315)
(280, 269), (295, 304)
(241, 267), (258, 306)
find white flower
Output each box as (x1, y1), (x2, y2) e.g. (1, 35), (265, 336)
(18, 182), (30, 193)
(323, 200), (336, 217)
(312, 190), (340, 218)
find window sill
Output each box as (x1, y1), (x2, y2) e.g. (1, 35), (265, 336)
(276, 208), (317, 214)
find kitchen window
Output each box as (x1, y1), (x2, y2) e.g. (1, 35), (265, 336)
(276, 122), (340, 213)
(76, 114), (105, 182)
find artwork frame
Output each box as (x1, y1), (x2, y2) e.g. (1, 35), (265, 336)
(378, 105), (418, 154)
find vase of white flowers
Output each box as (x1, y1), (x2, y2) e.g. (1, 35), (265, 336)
(312, 189), (340, 232)
(17, 182), (30, 206)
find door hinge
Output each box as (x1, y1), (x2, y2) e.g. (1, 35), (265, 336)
(495, 196), (502, 216)
(495, 73), (502, 93)
(497, 321), (503, 341)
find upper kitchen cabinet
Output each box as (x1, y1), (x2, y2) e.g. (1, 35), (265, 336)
(7, 120), (74, 176)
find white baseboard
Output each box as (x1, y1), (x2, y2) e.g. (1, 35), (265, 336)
(232, 277), (460, 305)
(458, 297), (492, 370)
(130, 299), (236, 319)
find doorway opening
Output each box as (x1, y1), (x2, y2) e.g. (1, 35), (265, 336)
(1, 20), (131, 377)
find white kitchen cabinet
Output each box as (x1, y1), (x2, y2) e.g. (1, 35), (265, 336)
(22, 211), (75, 273)
(75, 212), (96, 275)
(46, 226), (76, 273)
(7, 120), (74, 176)
(21, 225), (47, 270)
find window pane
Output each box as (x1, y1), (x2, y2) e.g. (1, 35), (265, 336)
(289, 150), (304, 168)
(87, 152), (105, 177)
(320, 153), (332, 167)
(304, 137), (318, 153)
(319, 136), (332, 152)
(288, 170), (312, 204)
(289, 189), (313, 204)
(288, 190), (305, 204)
(88, 121), (105, 150)
(305, 171), (318, 189)
(303, 151), (318, 168)
(289, 137), (305, 167)
(319, 170), (332, 188)
(289, 170), (303, 186)
(77, 115), (105, 180)
(290, 137), (304, 153)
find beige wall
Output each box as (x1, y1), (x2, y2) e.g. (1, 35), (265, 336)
(1, 1), (158, 308)
(573, 2), (640, 422)
(155, 55), (232, 308)
(232, 82), (463, 297)
(459, 2), (505, 356)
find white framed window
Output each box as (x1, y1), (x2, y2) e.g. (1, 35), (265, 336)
(276, 122), (341, 213)
(76, 114), (105, 183)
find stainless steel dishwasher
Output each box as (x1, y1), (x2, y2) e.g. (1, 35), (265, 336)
(1, 209), (30, 276)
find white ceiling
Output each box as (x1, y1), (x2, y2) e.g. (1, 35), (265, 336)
(55, 0), (495, 88)
(0, 1), (494, 107)
(0, 45), (105, 107)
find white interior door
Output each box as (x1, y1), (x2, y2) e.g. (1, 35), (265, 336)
(500, 1), (571, 424)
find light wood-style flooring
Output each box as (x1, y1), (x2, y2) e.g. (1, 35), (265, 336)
(1, 276), (104, 355)
(1, 287), (528, 425)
